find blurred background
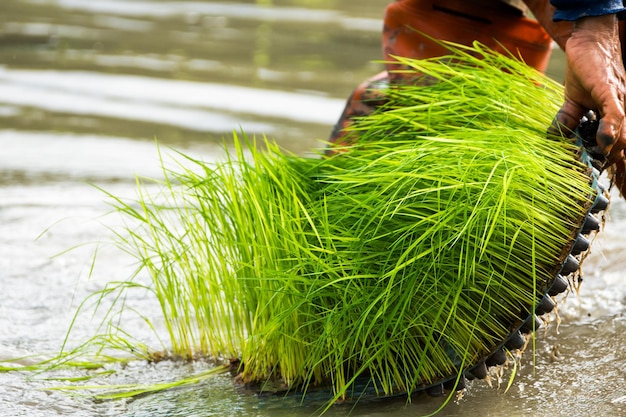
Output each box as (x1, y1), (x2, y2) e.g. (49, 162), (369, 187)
(1, 1), (626, 416)
(0, 0), (391, 156)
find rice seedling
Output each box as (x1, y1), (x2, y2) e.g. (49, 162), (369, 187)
(16, 41), (606, 414)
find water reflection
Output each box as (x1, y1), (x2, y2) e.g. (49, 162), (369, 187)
(1, 0), (385, 153)
(0, 130), (203, 182)
(0, 69), (285, 133)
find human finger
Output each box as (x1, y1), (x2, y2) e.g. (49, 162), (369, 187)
(547, 101), (586, 138)
(596, 104), (625, 157)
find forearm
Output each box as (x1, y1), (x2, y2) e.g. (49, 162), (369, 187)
(524, 0), (626, 50)
(523, 0), (572, 49)
(549, 0), (626, 21)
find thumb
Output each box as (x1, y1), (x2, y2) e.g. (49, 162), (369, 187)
(547, 101), (586, 138)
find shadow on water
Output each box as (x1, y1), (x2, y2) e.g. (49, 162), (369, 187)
(1, 1), (626, 416)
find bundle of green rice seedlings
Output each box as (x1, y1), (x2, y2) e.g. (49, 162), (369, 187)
(67, 42), (608, 410)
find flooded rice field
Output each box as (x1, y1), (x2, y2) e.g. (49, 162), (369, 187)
(1, 1), (626, 416)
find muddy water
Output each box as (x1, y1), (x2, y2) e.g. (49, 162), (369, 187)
(1, 1), (626, 416)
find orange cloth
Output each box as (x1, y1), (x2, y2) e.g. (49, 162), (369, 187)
(383, 0), (553, 78)
(328, 0), (555, 147)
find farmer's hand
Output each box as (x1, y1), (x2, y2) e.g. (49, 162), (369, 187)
(552, 14), (626, 167)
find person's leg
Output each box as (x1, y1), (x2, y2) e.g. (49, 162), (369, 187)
(383, 0), (553, 78)
(327, 0), (554, 151)
(327, 71), (389, 151)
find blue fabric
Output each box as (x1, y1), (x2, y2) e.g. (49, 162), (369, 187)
(550, 0), (626, 21)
